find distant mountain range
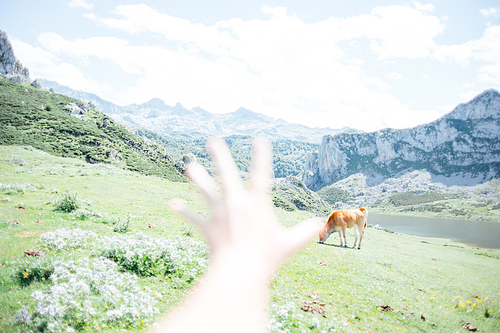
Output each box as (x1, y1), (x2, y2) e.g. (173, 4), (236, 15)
(40, 79), (359, 143)
(303, 89), (500, 188)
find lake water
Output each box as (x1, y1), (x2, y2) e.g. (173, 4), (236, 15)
(368, 213), (500, 249)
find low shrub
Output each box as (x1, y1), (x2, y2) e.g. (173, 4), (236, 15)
(12, 257), (55, 287)
(53, 190), (80, 212)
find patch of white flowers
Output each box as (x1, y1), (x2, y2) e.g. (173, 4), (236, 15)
(99, 233), (209, 281)
(19, 229), (210, 331)
(24, 257), (158, 332)
(0, 182), (44, 194)
(269, 301), (299, 332)
(40, 229), (99, 251)
(69, 208), (102, 220)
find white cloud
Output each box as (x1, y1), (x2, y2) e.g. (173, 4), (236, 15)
(414, 2), (434, 12)
(37, 32), (141, 74)
(480, 8), (498, 17)
(434, 25), (500, 83)
(67, 0), (93, 10)
(385, 72), (402, 80)
(21, 4), (455, 131)
(10, 38), (110, 93)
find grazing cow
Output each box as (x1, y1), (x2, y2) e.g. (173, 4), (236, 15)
(318, 208), (368, 249)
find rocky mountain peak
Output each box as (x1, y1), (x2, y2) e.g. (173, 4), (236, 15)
(227, 107), (273, 123)
(0, 30), (29, 77)
(171, 102), (194, 116)
(447, 89), (500, 121)
(144, 98), (170, 111)
(0, 30), (44, 89)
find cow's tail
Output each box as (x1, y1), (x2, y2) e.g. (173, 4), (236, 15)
(360, 207), (368, 231)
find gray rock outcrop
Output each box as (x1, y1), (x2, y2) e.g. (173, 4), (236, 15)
(1, 30), (44, 89)
(0, 30), (29, 77)
(64, 102), (92, 120)
(31, 78), (44, 89)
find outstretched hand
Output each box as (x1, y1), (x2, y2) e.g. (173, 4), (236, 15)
(171, 137), (321, 277)
(155, 138), (321, 333)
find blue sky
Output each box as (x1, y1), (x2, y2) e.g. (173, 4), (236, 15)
(1, 0), (500, 132)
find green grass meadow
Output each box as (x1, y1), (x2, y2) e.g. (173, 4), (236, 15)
(1, 145), (499, 332)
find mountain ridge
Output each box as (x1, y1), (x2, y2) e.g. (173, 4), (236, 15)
(40, 79), (360, 143)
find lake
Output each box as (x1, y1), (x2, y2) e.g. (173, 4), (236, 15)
(369, 213), (500, 249)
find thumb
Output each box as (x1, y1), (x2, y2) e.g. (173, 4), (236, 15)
(280, 217), (323, 259)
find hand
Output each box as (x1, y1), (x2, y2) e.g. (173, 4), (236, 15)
(158, 138), (321, 333)
(171, 137), (321, 277)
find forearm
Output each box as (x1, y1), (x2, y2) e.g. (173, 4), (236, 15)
(153, 252), (272, 333)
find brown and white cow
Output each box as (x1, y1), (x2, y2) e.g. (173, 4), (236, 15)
(318, 208), (368, 249)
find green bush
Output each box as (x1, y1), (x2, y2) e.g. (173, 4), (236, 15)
(54, 190), (80, 212)
(45, 103), (53, 111)
(12, 257), (55, 287)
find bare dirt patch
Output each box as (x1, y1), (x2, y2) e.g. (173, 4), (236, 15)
(14, 231), (44, 238)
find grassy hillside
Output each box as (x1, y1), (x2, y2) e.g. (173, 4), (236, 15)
(0, 77), (184, 182)
(1, 146), (499, 332)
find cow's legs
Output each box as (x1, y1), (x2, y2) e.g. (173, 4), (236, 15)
(338, 229), (343, 246)
(342, 226), (347, 247)
(353, 227), (359, 248)
(357, 229), (365, 250)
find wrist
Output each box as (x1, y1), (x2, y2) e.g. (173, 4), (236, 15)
(209, 248), (274, 282)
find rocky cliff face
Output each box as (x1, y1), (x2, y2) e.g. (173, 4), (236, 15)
(303, 89), (500, 189)
(0, 30), (43, 89)
(0, 31), (29, 77)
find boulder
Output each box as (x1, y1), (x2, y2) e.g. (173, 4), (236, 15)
(31, 78), (44, 89)
(77, 101), (90, 112)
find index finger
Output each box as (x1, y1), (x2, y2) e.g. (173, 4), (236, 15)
(207, 137), (244, 194)
(249, 138), (273, 194)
